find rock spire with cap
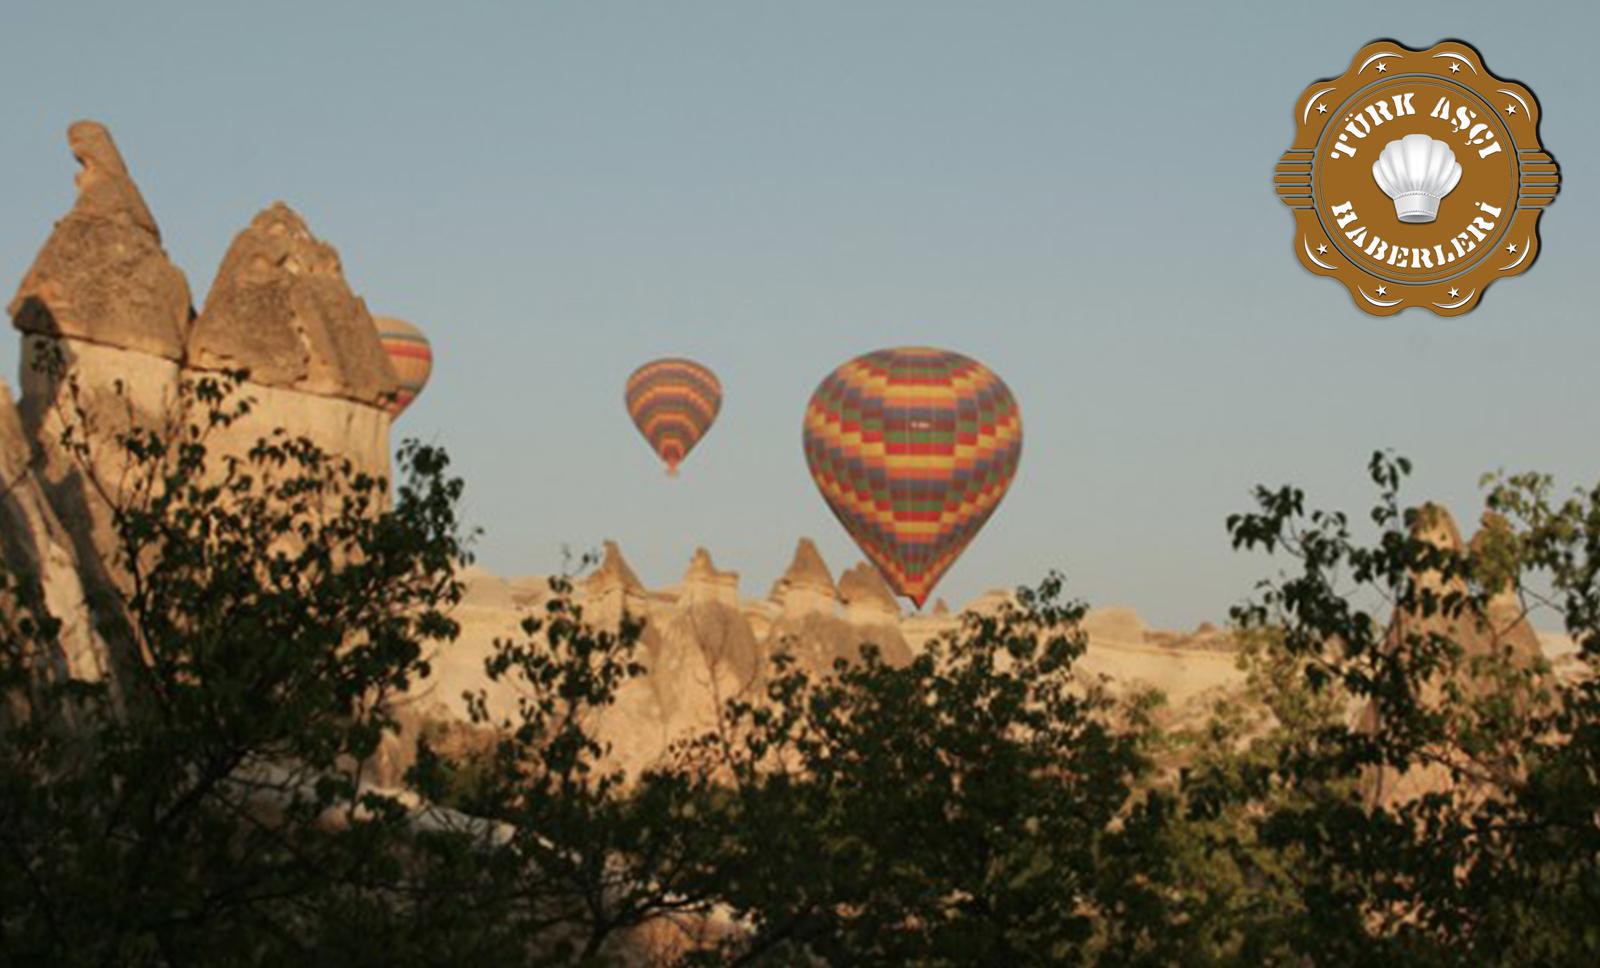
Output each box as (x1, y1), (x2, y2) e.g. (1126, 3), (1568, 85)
(9, 121), (192, 359)
(681, 547), (740, 606)
(838, 562), (901, 623)
(768, 538), (838, 617)
(769, 538), (835, 597)
(583, 540), (647, 599)
(187, 203), (398, 405)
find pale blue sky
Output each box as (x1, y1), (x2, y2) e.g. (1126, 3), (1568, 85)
(2, 1), (1595, 627)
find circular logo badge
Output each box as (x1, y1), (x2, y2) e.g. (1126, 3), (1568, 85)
(1276, 41), (1558, 315)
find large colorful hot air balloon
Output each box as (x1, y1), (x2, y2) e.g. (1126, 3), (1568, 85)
(373, 316), (433, 417)
(625, 358), (722, 476)
(803, 346), (1022, 608)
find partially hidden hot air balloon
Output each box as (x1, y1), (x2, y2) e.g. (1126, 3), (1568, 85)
(374, 316), (433, 417)
(625, 358), (722, 476)
(803, 346), (1022, 608)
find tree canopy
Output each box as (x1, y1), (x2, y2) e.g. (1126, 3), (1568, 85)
(2, 373), (1597, 965)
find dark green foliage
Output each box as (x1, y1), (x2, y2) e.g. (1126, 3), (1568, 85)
(0, 368), (470, 965)
(672, 575), (1155, 965)
(3, 362), (1598, 967)
(1180, 453), (1600, 965)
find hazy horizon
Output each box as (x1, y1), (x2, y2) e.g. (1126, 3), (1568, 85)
(3, 1), (1596, 628)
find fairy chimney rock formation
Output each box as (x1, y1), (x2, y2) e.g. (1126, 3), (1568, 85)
(9, 122), (192, 360)
(188, 203), (398, 405)
(184, 204), (398, 478)
(584, 541), (648, 607)
(768, 538), (838, 617)
(648, 549), (763, 751)
(838, 562), (901, 624)
(680, 547), (740, 607)
(1366, 502), (1546, 807)
(7, 123), (193, 615)
(1, 121), (406, 723)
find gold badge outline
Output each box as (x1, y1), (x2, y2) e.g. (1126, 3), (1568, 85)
(1276, 39), (1559, 317)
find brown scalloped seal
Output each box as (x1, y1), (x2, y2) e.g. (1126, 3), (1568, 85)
(1275, 40), (1559, 316)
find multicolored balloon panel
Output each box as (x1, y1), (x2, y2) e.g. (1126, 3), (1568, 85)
(625, 358), (722, 475)
(803, 347), (1022, 607)
(373, 316), (433, 417)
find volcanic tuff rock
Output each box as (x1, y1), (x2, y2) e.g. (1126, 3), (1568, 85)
(838, 561), (900, 623)
(1386, 504), (1542, 669)
(1081, 606), (1150, 645)
(404, 538), (1268, 777)
(636, 549), (765, 763)
(506, 575), (555, 609)
(959, 588), (1014, 617)
(768, 538), (838, 617)
(457, 564), (517, 610)
(4, 121), (404, 695)
(835, 561), (913, 662)
(6, 127), (196, 659)
(1363, 503), (1547, 806)
(584, 540), (648, 604)
(8, 126), (188, 453)
(681, 547), (740, 607)
(0, 380), (107, 685)
(188, 203), (398, 406)
(9, 122), (192, 360)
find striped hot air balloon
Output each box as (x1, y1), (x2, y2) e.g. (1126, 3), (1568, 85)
(625, 358), (722, 476)
(803, 346), (1022, 608)
(373, 316), (433, 417)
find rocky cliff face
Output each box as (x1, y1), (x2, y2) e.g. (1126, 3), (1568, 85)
(9, 123), (193, 531)
(9, 123), (199, 674)
(760, 538), (912, 671)
(0, 379), (108, 686)
(11, 123), (398, 484)
(3, 122), (401, 694)
(767, 537), (837, 617)
(393, 538), (1254, 779)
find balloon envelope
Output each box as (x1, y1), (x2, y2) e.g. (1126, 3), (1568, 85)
(803, 346), (1022, 607)
(374, 316), (433, 416)
(625, 358), (722, 475)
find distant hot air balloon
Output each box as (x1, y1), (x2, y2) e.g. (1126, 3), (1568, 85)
(373, 316), (433, 417)
(803, 346), (1022, 608)
(625, 358), (722, 476)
